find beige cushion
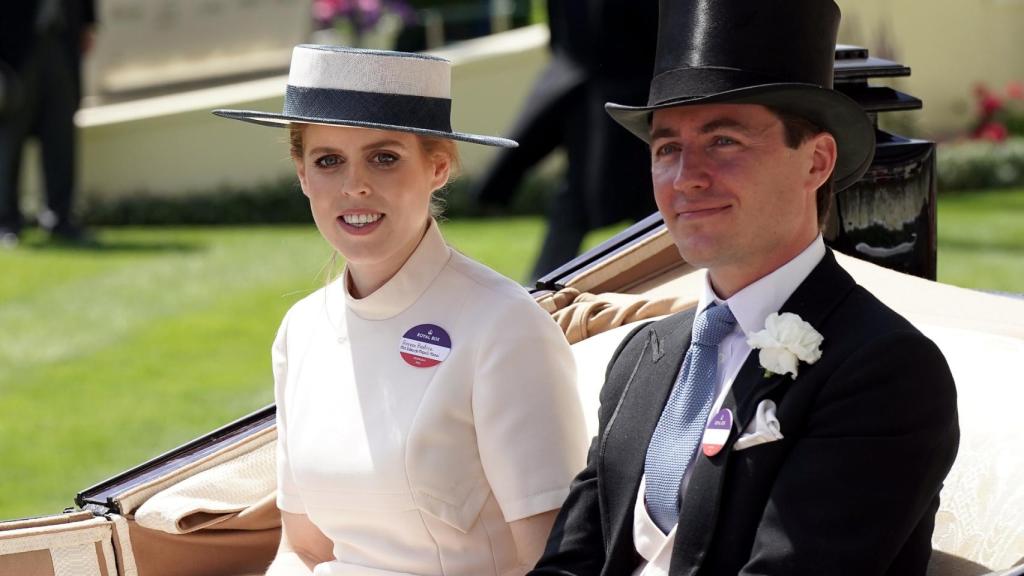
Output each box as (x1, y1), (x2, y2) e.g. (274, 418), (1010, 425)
(545, 288), (694, 345)
(134, 441), (276, 534)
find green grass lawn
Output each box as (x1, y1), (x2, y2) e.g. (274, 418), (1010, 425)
(937, 188), (1024, 293)
(1, 190), (1021, 521)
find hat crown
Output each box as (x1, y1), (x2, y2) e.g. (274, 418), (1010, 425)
(651, 0), (840, 104)
(288, 45), (452, 99)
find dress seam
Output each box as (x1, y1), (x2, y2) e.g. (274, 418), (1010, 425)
(413, 505), (447, 576)
(479, 504), (502, 576)
(404, 436), (446, 575)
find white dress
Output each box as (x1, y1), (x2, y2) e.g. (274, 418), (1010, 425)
(272, 220), (589, 576)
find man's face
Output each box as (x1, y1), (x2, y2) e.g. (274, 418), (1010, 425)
(649, 103), (835, 295)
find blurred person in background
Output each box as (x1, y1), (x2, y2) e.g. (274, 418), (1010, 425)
(214, 46), (588, 576)
(469, 0), (658, 280)
(0, 0), (96, 247)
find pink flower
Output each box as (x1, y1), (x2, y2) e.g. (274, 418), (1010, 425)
(974, 122), (1009, 142)
(312, 0), (335, 22)
(314, 0), (353, 22)
(980, 94), (1003, 116)
(1007, 81), (1024, 100)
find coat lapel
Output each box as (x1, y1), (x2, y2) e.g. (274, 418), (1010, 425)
(731, 250), (856, 431)
(600, 310), (696, 568)
(670, 250), (857, 573)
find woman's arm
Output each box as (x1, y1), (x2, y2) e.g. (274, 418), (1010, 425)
(510, 510), (559, 572)
(265, 511), (334, 575)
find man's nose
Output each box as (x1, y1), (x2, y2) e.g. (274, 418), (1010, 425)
(673, 149), (711, 193)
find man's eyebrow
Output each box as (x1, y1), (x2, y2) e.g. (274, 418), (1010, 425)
(649, 126), (678, 141)
(699, 118), (754, 135)
(649, 117), (756, 141)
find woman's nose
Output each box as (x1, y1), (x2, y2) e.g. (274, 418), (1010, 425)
(341, 165), (370, 197)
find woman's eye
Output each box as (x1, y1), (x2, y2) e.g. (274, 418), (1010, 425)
(372, 152), (399, 166)
(314, 154), (342, 168)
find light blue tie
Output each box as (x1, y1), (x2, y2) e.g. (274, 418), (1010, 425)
(644, 303), (737, 533)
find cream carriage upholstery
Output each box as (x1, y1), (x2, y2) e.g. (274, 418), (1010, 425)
(0, 511), (127, 576)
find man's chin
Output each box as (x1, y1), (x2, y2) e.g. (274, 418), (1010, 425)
(673, 238), (723, 269)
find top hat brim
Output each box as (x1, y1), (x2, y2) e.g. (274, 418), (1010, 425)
(212, 109), (518, 149)
(605, 83), (874, 191)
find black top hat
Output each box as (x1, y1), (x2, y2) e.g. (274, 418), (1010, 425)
(606, 0), (874, 191)
(214, 45), (517, 148)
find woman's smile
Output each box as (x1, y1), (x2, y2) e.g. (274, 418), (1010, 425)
(338, 210), (385, 235)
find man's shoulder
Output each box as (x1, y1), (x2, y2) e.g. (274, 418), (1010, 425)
(803, 250), (928, 346)
(823, 283), (954, 389)
(603, 308), (697, 382)
(616, 308), (696, 352)
(833, 282), (923, 341)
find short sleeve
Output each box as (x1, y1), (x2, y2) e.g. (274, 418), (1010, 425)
(273, 310), (306, 515)
(473, 297), (589, 523)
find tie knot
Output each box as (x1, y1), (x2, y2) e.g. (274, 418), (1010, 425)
(693, 304), (736, 347)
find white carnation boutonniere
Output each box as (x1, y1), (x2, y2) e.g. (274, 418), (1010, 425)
(747, 312), (824, 379)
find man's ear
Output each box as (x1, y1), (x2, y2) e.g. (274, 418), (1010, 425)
(294, 157), (311, 198)
(808, 132), (838, 191)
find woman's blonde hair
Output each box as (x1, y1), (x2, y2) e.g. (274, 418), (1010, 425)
(288, 123), (460, 218)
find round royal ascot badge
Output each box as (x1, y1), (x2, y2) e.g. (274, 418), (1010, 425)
(399, 324), (452, 368)
(702, 408), (733, 457)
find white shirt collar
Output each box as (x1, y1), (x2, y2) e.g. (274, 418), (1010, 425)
(697, 235), (826, 337)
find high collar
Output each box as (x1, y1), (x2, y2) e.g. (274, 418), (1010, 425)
(341, 219), (452, 321)
(697, 235), (826, 337)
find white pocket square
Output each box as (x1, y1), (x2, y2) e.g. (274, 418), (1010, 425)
(734, 399), (784, 451)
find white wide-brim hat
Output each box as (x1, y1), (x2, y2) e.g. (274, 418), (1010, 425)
(213, 45), (517, 148)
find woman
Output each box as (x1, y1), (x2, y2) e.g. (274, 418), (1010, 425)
(214, 45), (588, 576)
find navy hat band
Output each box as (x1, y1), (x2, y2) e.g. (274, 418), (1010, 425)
(284, 85), (453, 133)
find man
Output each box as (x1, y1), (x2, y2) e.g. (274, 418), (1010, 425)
(0, 0), (96, 247)
(530, 1), (959, 575)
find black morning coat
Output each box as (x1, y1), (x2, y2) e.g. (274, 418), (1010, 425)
(530, 249), (960, 576)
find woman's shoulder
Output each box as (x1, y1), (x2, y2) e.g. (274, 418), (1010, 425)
(441, 251), (568, 344)
(444, 250), (539, 312)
